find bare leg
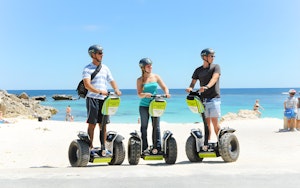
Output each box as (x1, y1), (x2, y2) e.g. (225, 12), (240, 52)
(287, 119), (291, 130)
(206, 117), (212, 140)
(211, 117), (220, 136)
(88, 123), (96, 148)
(100, 123), (107, 149)
(291, 118), (296, 130)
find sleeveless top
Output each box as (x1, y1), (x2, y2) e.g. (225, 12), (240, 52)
(139, 82), (158, 107)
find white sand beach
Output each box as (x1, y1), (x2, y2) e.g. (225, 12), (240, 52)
(0, 118), (300, 188)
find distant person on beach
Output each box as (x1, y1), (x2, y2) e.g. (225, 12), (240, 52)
(65, 105), (74, 122)
(186, 48), (221, 141)
(82, 45), (122, 156)
(283, 89), (298, 131)
(137, 58), (170, 155)
(253, 99), (264, 117)
(296, 97), (300, 131)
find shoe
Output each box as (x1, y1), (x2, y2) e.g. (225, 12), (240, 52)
(291, 128), (298, 132)
(101, 149), (112, 157)
(91, 150), (99, 157)
(157, 150), (164, 155)
(202, 145), (208, 151)
(142, 149), (150, 155)
(152, 148), (158, 154)
(106, 149), (112, 156)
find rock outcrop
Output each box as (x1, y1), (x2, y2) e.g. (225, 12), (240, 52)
(220, 109), (259, 122)
(0, 90), (57, 120)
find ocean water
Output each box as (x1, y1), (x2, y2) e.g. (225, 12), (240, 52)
(7, 88), (299, 123)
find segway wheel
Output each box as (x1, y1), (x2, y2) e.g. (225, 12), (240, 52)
(127, 137), (141, 165)
(219, 133), (240, 162)
(185, 135), (203, 162)
(164, 137), (177, 164)
(109, 141), (125, 165)
(68, 139), (90, 167)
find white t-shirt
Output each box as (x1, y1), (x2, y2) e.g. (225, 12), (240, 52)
(82, 63), (114, 100)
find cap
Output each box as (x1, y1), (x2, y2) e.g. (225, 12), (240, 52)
(289, 89), (296, 94)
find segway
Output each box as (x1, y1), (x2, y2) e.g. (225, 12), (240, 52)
(128, 94), (177, 165)
(185, 91), (239, 162)
(68, 92), (125, 167)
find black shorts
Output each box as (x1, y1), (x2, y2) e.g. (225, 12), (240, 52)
(86, 97), (104, 124)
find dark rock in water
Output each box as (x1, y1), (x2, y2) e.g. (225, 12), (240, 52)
(32, 95), (46, 101)
(52, 94), (73, 100)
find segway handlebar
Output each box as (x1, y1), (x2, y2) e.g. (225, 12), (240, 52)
(188, 90), (201, 98)
(151, 94), (168, 98)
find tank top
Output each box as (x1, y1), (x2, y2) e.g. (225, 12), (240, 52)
(139, 82), (158, 107)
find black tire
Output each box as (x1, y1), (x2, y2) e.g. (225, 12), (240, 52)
(164, 137), (177, 164)
(127, 137), (141, 165)
(68, 140), (90, 167)
(219, 133), (240, 162)
(109, 141), (125, 165)
(185, 135), (203, 162)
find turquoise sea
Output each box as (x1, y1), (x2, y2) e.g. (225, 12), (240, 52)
(7, 88), (300, 123)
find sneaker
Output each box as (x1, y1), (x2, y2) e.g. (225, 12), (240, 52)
(142, 149), (150, 155)
(202, 145), (208, 151)
(106, 149), (112, 156)
(101, 149), (112, 157)
(157, 150), (164, 155)
(291, 128), (298, 132)
(91, 150), (99, 157)
(152, 148), (158, 154)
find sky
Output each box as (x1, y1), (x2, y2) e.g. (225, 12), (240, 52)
(0, 0), (299, 90)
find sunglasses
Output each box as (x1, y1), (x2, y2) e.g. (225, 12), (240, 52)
(209, 55), (215, 58)
(96, 52), (103, 55)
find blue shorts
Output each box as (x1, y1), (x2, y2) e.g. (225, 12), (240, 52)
(86, 97), (104, 124)
(203, 98), (221, 118)
(284, 108), (296, 119)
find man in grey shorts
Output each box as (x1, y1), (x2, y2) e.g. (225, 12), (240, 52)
(186, 48), (221, 140)
(82, 44), (122, 156)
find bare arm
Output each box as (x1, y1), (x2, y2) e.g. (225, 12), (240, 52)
(206, 72), (220, 89)
(83, 78), (103, 94)
(186, 79), (197, 93)
(110, 80), (122, 96)
(156, 74), (170, 98)
(83, 79), (121, 96)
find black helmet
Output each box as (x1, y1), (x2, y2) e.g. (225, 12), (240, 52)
(201, 48), (215, 56)
(88, 45), (103, 57)
(139, 58), (153, 68)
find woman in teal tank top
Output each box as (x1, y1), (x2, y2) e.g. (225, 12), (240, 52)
(139, 82), (158, 107)
(136, 58), (171, 154)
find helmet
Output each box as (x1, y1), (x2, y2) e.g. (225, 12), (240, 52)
(139, 58), (153, 68)
(88, 45), (103, 57)
(289, 89), (296, 94)
(201, 48), (215, 56)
